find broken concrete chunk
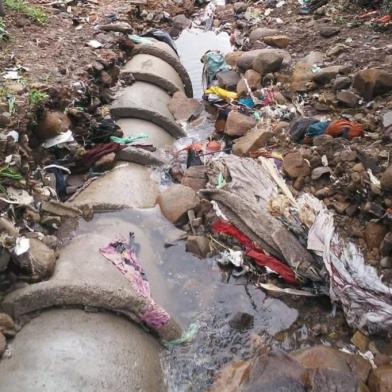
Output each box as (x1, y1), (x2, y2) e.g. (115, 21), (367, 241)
(167, 91), (203, 122)
(157, 184), (200, 224)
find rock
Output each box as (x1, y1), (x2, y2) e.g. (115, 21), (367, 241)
(334, 76), (352, 90)
(353, 68), (392, 100)
(327, 44), (349, 58)
(229, 312), (254, 331)
(168, 91), (203, 122)
(313, 66), (346, 85)
(339, 150), (358, 162)
(311, 166), (331, 180)
(383, 112), (392, 128)
(293, 176), (305, 190)
(351, 330), (369, 352)
(380, 233), (392, 256)
(181, 166), (208, 191)
(224, 111), (256, 137)
(249, 27), (279, 43)
(352, 163), (365, 172)
(225, 51), (243, 67)
(337, 90), (359, 108)
(365, 223), (388, 249)
(0, 248), (10, 272)
(237, 49), (290, 72)
(291, 345), (371, 384)
(252, 52), (284, 75)
(302, 51), (324, 65)
(283, 152), (311, 178)
(216, 70), (241, 91)
(236, 69), (261, 96)
(0, 113), (11, 128)
(94, 152), (116, 171)
(0, 313), (15, 336)
(186, 235), (210, 258)
(0, 333), (5, 358)
(381, 166), (392, 191)
(233, 1), (248, 13)
(12, 238), (56, 279)
(319, 26), (340, 37)
(172, 14), (192, 29)
(368, 365), (392, 392)
(158, 184), (200, 224)
(99, 22), (132, 33)
(291, 62), (315, 92)
(36, 111), (71, 140)
(263, 35), (290, 49)
(380, 257), (392, 268)
(233, 128), (273, 156)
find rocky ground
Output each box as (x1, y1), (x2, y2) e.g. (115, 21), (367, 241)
(0, 0), (392, 390)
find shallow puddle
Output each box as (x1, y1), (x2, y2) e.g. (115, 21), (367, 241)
(176, 29), (232, 98)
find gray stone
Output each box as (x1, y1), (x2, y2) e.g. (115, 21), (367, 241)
(158, 184), (200, 224)
(173, 14), (192, 29)
(313, 66), (347, 85)
(0, 309), (164, 392)
(302, 51), (324, 65)
(319, 26), (340, 38)
(237, 49), (291, 72)
(68, 163), (159, 210)
(224, 111), (257, 137)
(132, 39), (193, 98)
(333, 76), (351, 90)
(311, 166), (331, 180)
(249, 27), (280, 43)
(252, 51), (284, 75)
(336, 90), (359, 108)
(111, 81), (186, 138)
(167, 91), (203, 122)
(383, 111), (392, 128)
(12, 238), (56, 279)
(216, 70), (241, 91)
(116, 118), (174, 148)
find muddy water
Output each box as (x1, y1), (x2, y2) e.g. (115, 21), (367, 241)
(71, 208), (350, 391)
(176, 29), (232, 98)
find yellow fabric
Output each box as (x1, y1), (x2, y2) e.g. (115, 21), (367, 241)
(205, 86), (238, 100)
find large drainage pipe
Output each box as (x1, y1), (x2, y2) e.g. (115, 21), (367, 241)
(0, 38), (193, 391)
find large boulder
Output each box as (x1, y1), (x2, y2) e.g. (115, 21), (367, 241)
(252, 52), (284, 75)
(237, 49), (291, 72)
(224, 111), (257, 137)
(353, 68), (392, 100)
(313, 65), (348, 85)
(157, 184), (200, 224)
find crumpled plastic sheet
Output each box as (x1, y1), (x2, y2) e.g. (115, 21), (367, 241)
(297, 194), (392, 335)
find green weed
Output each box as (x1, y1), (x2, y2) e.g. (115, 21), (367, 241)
(4, 0), (48, 24)
(28, 89), (49, 106)
(0, 166), (23, 194)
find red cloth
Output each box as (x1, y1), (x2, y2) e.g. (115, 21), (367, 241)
(325, 120), (364, 140)
(212, 220), (297, 285)
(76, 142), (124, 170)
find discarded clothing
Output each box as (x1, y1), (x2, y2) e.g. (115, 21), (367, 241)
(289, 117), (319, 143)
(90, 118), (121, 144)
(204, 86), (238, 101)
(239, 97), (255, 109)
(75, 142), (123, 171)
(201, 50), (229, 88)
(110, 134), (148, 144)
(99, 236), (171, 330)
(325, 119), (364, 140)
(212, 220), (297, 284)
(305, 121), (330, 137)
